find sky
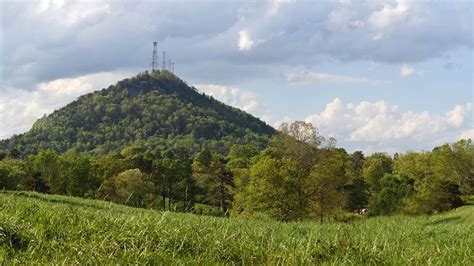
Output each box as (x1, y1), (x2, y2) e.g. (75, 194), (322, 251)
(0, 0), (472, 154)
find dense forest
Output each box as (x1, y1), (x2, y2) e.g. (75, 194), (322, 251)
(0, 72), (472, 222)
(0, 70), (274, 156)
(1, 121), (472, 221)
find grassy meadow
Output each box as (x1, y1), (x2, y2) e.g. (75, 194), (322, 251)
(1, 191), (473, 264)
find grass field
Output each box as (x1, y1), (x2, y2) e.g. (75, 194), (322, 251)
(1, 191), (473, 264)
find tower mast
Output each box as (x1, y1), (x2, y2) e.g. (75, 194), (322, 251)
(151, 42), (158, 72)
(162, 51), (166, 70)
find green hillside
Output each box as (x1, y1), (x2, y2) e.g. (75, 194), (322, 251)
(0, 70), (274, 156)
(1, 191), (472, 264)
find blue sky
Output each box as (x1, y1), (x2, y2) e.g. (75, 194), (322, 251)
(0, 0), (472, 153)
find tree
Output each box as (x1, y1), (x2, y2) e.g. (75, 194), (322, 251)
(430, 139), (474, 195)
(193, 150), (234, 217)
(28, 150), (64, 194)
(226, 144), (259, 215)
(98, 169), (155, 207)
(0, 159), (25, 190)
(363, 153), (393, 194)
(153, 151), (194, 211)
(345, 151), (369, 210)
(94, 153), (131, 181)
(61, 152), (100, 197)
(369, 174), (414, 215)
(121, 146), (153, 175)
(308, 150), (348, 222)
(278, 121), (322, 146)
(234, 122), (336, 221)
(394, 150), (465, 213)
(239, 156), (305, 221)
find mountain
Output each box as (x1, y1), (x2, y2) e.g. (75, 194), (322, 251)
(0, 70), (275, 156)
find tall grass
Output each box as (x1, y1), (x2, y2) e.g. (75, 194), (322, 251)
(1, 191), (472, 264)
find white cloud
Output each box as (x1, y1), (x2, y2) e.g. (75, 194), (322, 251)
(400, 64), (424, 77)
(458, 129), (473, 140)
(194, 84), (259, 113)
(266, 0), (292, 17)
(2, 1), (472, 88)
(193, 84), (276, 126)
(0, 71), (132, 139)
(36, 0), (110, 25)
(286, 72), (384, 85)
(238, 30), (255, 51)
(446, 103), (472, 127)
(367, 1), (409, 30)
(305, 98), (473, 153)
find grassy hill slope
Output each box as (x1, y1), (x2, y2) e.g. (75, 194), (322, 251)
(1, 191), (473, 264)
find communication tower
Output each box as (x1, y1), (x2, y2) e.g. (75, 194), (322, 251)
(151, 42), (158, 72)
(162, 51), (166, 70)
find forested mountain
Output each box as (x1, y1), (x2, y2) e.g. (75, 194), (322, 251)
(0, 70), (275, 156)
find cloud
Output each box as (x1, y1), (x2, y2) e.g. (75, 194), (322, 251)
(194, 84), (259, 113)
(238, 30), (255, 51)
(367, 1), (409, 31)
(286, 72), (384, 85)
(400, 64), (423, 77)
(0, 71), (132, 139)
(265, 0), (292, 18)
(193, 83), (277, 126)
(458, 129), (473, 140)
(1, 1), (472, 90)
(305, 98), (473, 153)
(446, 104), (472, 127)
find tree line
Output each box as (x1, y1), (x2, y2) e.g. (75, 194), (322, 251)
(1, 121), (472, 222)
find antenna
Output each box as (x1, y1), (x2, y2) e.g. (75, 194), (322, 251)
(151, 42), (158, 72)
(162, 51), (166, 70)
(168, 59), (172, 70)
(171, 62), (175, 73)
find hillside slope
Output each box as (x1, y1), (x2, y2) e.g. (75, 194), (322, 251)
(0, 71), (274, 155)
(1, 191), (472, 264)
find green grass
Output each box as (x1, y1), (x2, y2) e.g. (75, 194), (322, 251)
(1, 191), (473, 265)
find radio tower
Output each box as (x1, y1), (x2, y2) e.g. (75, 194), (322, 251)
(151, 42), (158, 72)
(171, 62), (175, 73)
(162, 51), (166, 70)
(168, 59), (172, 70)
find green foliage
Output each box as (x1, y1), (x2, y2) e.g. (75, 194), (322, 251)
(0, 159), (25, 190)
(1, 191), (473, 264)
(236, 123), (349, 221)
(393, 141), (472, 214)
(97, 169), (155, 208)
(345, 151), (370, 210)
(193, 151), (234, 216)
(27, 150), (63, 194)
(309, 150), (349, 222)
(61, 152), (101, 197)
(363, 152), (393, 194)
(226, 144), (259, 216)
(154, 154), (194, 211)
(0, 71), (274, 156)
(369, 174), (414, 215)
(345, 177), (370, 210)
(242, 156), (304, 221)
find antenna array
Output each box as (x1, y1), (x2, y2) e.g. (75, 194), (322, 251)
(150, 42), (175, 73)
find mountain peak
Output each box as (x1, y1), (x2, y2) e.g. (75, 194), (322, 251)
(1, 72), (275, 156)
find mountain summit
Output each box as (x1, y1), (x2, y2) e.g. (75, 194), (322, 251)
(0, 71), (275, 155)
